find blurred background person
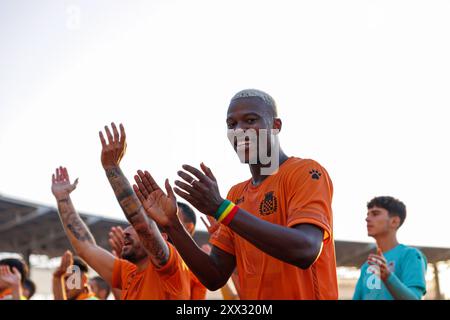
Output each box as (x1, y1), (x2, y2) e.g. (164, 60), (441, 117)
(89, 276), (111, 300)
(0, 258), (28, 300)
(52, 250), (98, 300)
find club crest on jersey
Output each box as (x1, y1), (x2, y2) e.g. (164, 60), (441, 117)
(259, 191), (278, 216)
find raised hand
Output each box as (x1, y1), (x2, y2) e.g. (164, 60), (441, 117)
(174, 163), (224, 216)
(53, 250), (74, 278)
(133, 170), (178, 228)
(0, 265), (22, 288)
(109, 226), (125, 258)
(201, 215), (220, 235)
(368, 248), (391, 282)
(51, 167), (79, 200)
(99, 122), (127, 170)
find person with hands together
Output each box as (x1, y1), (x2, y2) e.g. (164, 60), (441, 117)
(134, 89), (338, 299)
(131, 172), (207, 300)
(52, 250), (98, 300)
(99, 123), (170, 269)
(50, 122), (191, 299)
(353, 196), (427, 300)
(52, 250), (73, 300)
(98, 122), (193, 299)
(0, 262), (24, 300)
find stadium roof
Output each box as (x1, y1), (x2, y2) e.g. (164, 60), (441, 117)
(0, 195), (129, 258)
(334, 240), (450, 267)
(1, 195), (449, 267)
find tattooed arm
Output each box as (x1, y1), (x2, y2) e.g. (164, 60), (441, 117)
(51, 167), (115, 284)
(99, 123), (169, 267)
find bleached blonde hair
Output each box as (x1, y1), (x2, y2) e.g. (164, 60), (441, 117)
(230, 89), (278, 117)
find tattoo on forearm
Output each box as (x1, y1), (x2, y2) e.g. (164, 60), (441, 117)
(57, 198), (94, 244)
(116, 188), (134, 202)
(154, 246), (169, 266)
(67, 219), (94, 243)
(141, 231), (169, 266)
(105, 167), (145, 224)
(126, 207), (142, 221)
(104, 167), (170, 266)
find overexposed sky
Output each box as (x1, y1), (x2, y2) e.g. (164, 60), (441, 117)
(1, 0), (449, 248)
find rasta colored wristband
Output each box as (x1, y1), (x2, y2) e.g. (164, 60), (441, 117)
(221, 206), (238, 225)
(214, 200), (231, 220)
(215, 199), (239, 225)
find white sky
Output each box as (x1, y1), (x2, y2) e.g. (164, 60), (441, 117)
(1, 0), (450, 249)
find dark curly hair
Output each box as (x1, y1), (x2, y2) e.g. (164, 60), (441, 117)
(367, 196), (407, 228)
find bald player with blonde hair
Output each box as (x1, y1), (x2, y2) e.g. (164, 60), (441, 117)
(134, 89), (339, 299)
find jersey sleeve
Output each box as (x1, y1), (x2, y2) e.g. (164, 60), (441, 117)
(154, 242), (191, 296)
(399, 248), (427, 295)
(190, 271), (207, 300)
(111, 258), (136, 290)
(286, 160), (333, 242)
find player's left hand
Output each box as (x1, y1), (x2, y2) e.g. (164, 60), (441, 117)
(174, 163), (224, 217)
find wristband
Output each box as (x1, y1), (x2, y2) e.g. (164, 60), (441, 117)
(214, 200), (239, 225)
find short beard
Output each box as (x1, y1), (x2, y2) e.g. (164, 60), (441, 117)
(122, 250), (146, 264)
(122, 251), (138, 263)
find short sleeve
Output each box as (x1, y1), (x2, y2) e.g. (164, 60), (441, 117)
(190, 271), (207, 300)
(209, 188), (236, 255)
(286, 160), (333, 242)
(155, 242), (191, 295)
(154, 242), (179, 278)
(400, 248), (427, 294)
(112, 258), (136, 290)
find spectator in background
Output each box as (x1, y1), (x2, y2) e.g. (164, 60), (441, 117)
(23, 278), (36, 300)
(0, 258), (28, 300)
(353, 196), (427, 300)
(53, 250), (98, 300)
(89, 276), (111, 300)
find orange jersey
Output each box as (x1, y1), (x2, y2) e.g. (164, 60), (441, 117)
(210, 157), (338, 300)
(0, 288), (26, 300)
(112, 242), (191, 300)
(189, 270), (207, 300)
(76, 291), (98, 300)
(0, 288), (13, 300)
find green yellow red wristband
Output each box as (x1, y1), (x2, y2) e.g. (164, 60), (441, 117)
(215, 199), (239, 225)
(214, 200), (231, 220)
(217, 201), (235, 222)
(221, 205), (239, 225)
